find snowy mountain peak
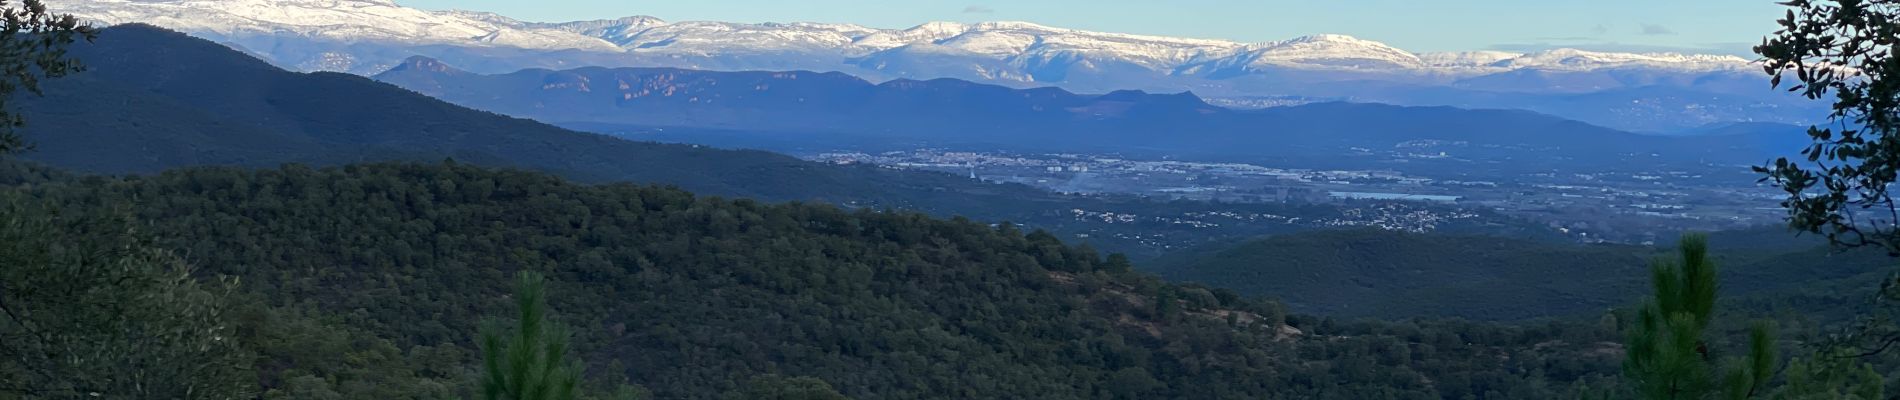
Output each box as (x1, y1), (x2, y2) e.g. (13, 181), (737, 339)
(1417, 51), (1525, 68)
(543, 15), (669, 40)
(1278, 33), (1368, 44)
(1220, 33), (1425, 70)
(908, 21), (970, 33)
(433, 10), (519, 25)
(1497, 48), (1752, 71)
(969, 21), (1062, 31)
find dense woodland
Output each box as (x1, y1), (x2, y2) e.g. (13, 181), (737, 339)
(1, 161), (1633, 399)
(1149, 229), (1895, 320)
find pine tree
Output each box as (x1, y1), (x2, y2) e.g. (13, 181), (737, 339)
(481, 272), (583, 400)
(1623, 234), (1774, 400)
(1772, 349), (1882, 400)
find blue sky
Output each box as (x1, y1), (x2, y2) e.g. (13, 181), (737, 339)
(399, 0), (1783, 55)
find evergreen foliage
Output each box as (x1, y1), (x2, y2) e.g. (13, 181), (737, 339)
(1148, 229), (1894, 321)
(0, 199), (252, 399)
(482, 272), (583, 400)
(0, 161), (1628, 399)
(719, 376), (849, 400)
(1773, 349), (1883, 400)
(1623, 235), (1775, 399)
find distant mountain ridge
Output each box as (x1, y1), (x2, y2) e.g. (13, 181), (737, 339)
(54, 0), (1750, 75)
(373, 56), (1802, 172)
(49, 0), (1819, 132)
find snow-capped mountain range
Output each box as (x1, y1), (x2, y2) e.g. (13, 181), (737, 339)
(52, 0), (1811, 132)
(56, 0), (1750, 74)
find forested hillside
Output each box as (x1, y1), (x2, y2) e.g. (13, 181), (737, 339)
(1149, 229), (1893, 320)
(2, 161), (1625, 399)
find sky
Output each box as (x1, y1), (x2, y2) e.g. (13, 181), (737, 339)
(397, 0), (1785, 56)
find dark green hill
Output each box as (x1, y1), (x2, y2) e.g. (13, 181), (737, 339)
(6, 162), (1625, 399)
(1148, 229), (1893, 321)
